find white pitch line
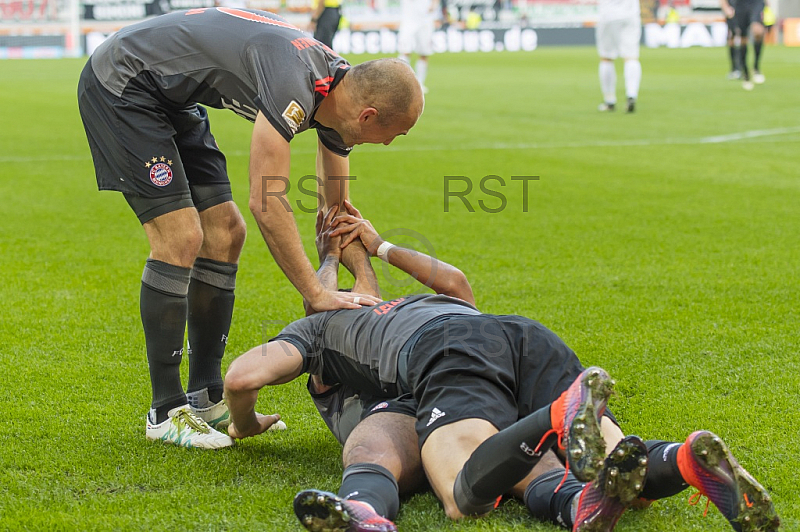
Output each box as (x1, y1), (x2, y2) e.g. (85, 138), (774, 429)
(2, 126), (799, 163)
(362, 125), (800, 153)
(697, 126), (800, 144)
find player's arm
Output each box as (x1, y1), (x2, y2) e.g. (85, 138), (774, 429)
(304, 206), (343, 316)
(305, 206), (343, 394)
(248, 112), (380, 312)
(314, 206), (342, 294)
(331, 200), (476, 305)
(720, 0), (734, 18)
(316, 138), (380, 297)
(224, 340), (304, 439)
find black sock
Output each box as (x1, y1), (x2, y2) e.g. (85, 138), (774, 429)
(453, 406), (557, 515)
(525, 469), (584, 530)
(338, 463), (400, 520)
(729, 45), (739, 70)
(740, 45), (750, 79)
(140, 259), (191, 423)
(639, 440), (688, 500)
(754, 39), (763, 71)
(186, 257), (237, 402)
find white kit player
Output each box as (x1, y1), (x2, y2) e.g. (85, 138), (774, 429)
(398, 0), (438, 93)
(596, 0), (642, 113)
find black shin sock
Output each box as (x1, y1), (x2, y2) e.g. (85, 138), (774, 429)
(186, 257), (237, 401)
(525, 469), (584, 530)
(639, 440), (688, 500)
(453, 406), (557, 515)
(140, 259), (191, 423)
(740, 45), (750, 78)
(754, 39), (763, 71)
(729, 45), (739, 70)
(338, 463), (400, 520)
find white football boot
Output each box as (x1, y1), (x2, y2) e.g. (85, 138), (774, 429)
(146, 405), (233, 449)
(187, 388), (230, 430)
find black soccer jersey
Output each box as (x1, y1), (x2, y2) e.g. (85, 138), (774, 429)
(90, 8), (352, 155)
(273, 294), (481, 395)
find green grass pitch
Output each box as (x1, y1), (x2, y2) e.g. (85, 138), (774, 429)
(1, 45), (799, 531)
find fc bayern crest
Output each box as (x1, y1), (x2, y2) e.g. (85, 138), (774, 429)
(150, 163), (173, 187)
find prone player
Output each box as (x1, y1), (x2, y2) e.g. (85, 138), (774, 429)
(225, 203), (780, 532)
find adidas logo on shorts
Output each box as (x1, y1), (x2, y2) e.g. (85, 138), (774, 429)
(426, 407), (446, 427)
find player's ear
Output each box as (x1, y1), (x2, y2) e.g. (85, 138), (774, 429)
(358, 107), (378, 123)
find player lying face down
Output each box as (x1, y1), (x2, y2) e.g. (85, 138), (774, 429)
(224, 203), (779, 532)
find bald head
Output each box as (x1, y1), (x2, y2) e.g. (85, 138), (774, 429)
(347, 58), (424, 127)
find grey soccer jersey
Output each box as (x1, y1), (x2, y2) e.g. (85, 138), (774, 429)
(273, 294), (481, 395)
(90, 7), (351, 155)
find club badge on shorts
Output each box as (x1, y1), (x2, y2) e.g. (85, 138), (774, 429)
(370, 402), (389, 412)
(144, 156), (174, 187)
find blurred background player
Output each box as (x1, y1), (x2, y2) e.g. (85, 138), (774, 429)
(762, 1), (776, 43)
(721, 0), (766, 90)
(595, 0), (642, 113)
(398, 0), (439, 93)
(725, 1), (742, 80)
(309, 0), (342, 47)
(664, 1), (680, 23)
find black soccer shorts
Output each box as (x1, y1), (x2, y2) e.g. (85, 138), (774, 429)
(308, 377), (417, 446)
(734, 0), (765, 33)
(405, 314), (616, 447)
(78, 60), (233, 223)
(727, 15), (738, 36)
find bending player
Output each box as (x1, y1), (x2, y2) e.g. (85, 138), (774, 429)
(78, 7), (421, 448)
(224, 203), (780, 532)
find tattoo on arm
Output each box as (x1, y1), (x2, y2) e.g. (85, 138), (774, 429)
(317, 256), (340, 292)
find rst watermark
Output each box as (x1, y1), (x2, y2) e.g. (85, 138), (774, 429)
(259, 175), (354, 214)
(444, 175), (539, 213)
(257, 175), (539, 214)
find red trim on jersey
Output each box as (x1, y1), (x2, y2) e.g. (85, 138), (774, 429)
(216, 7), (299, 30)
(314, 76), (334, 96)
(372, 298), (407, 316)
(185, 8), (208, 15)
(291, 37), (319, 51)
(289, 36), (339, 57)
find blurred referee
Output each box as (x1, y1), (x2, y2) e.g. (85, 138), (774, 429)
(309, 0), (342, 47)
(721, 0), (767, 90)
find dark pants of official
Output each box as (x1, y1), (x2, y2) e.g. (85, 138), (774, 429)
(314, 7), (341, 48)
